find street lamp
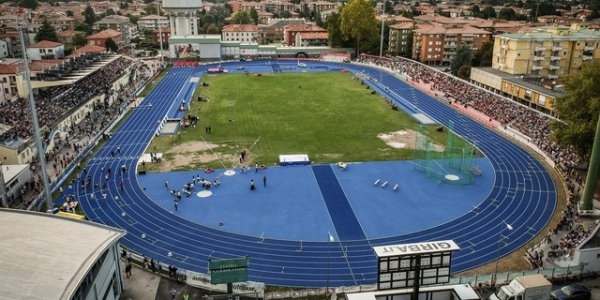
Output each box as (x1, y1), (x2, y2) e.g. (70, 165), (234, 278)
(493, 222), (513, 285)
(327, 232), (335, 298)
(156, 0), (164, 68)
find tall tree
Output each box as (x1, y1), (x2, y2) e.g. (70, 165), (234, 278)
(481, 5), (496, 19)
(498, 7), (516, 20)
(231, 10), (252, 24)
(35, 19), (59, 42)
(326, 11), (344, 47)
(250, 8), (259, 25)
(550, 60), (600, 161)
(19, 0), (38, 10)
(105, 37), (118, 52)
(341, 0), (378, 56)
(74, 21), (92, 35)
(450, 44), (472, 75)
(472, 41), (494, 67)
(203, 14), (216, 25)
(83, 5), (97, 27)
(73, 33), (87, 48)
(66, 10), (74, 17)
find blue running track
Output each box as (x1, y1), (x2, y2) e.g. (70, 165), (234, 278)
(75, 60), (557, 288)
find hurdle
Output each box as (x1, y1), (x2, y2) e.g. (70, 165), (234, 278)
(393, 184), (398, 191)
(381, 181), (388, 188)
(374, 179), (380, 186)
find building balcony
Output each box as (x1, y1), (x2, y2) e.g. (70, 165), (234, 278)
(501, 44), (508, 50)
(532, 65), (544, 71)
(584, 45), (595, 51)
(550, 56), (561, 61)
(532, 55), (544, 61)
(583, 55), (593, 60)
(496, 52), (505, 57)
(552, 46), (562, 51)
(445, 44), (456, 49)
(535, 47), (546, 52)
(549, 65), (560, 70)
(548, 74), (559, 79)
(498, 63), (506, 69)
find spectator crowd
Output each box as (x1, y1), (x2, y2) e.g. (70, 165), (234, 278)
(355, 54), (580, 176)
(0, 56), (134, 140)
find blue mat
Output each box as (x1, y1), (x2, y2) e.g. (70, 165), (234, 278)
(312, 165), (366, 241)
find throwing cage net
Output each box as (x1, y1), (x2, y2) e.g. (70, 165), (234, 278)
(414, 121), (475, 186)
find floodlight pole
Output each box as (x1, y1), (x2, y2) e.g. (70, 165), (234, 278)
(157, 0), (164, 68)
(379, 5), (385, 58)
(493, 222), (513, 286)
(18, 12), (53, 210)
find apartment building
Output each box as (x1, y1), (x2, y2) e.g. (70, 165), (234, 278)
(87, 29), (124, 51)
(26, 40), (65, 60)
(388, 21), (413, 56)
(412, 23), (491, 65)
(138, 14), (169, 30)
(94, 15), (136, 44)
(492, 23), (600, 79)
(283, 24), (327, 46)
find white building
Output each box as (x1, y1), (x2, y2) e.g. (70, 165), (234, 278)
(26, 40), (65, 60)
(138, 14), (169, 30)
(221, 24), (259, 43)
(0, 209), (127, 300)
(162, 0), (202, 37)
(0, 163), (30, 207)
(0, 40), (8, 58)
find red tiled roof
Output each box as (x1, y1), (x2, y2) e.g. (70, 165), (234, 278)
(0, 64), (17, 74)
(28, 59), (64, 72)
(298, 32), (328, 39)
(87, 29), (121, 39)
(222, 24), (258, 32)
(29, 40), (63, 48)
(68, 44), (106, 57)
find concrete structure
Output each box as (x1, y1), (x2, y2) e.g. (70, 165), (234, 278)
(222, 24), (259, 43)
(0, 209), (126, 300)
(493, 23), (600, 78)
(470, 67), (563, 115)
(26, 40), (65, 60)
(162, 0), (202, 37)
(0, 163), (30, 207)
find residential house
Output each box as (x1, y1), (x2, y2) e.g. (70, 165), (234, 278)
(58, 30), (83, 49)
(94, 15), (135, 44)
(0, 63), (19, 104)
(222, 24), (259, 43)
(283, 24), (327, 46)
(257, 18), (306, 44)
(27, 40), (65, 60)
(388, 22), (414, 56)
(90, 1), (120, 15)
(87, 29), (124, 52)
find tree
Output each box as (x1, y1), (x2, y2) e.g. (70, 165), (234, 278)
(231, 10), (252, 24)
(83, 5), (97, 27)
(144, 3), (158, 15)
(456, 64), (471, 80)
(471, 4), (481, 17)
(498, 7), (516, 20)
(550, 60), (600, 161)
(207, 24), (219, 34)
(481, 5), (496, 19)
(341, 0), (378, 56)
(35, 19), (59, 42)
(326, 11), (344, 47)
(203, 14), (216, 25)
(74, 21), (92, 35)
(19, 0), (38, 10)
(280, 11), (292, 18)
(105, 37), (118, 52)
(66, 10), (74, 17)
(250, 8), (259, 25)
(106, 8), (116, 16)
(73, 33), (87, 48)
(450, 44), (472, 75)
(472, 41), (493, 67)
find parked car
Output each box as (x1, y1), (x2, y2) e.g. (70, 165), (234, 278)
(550, 284), (591, 300)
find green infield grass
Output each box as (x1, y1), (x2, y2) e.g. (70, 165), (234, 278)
(146, 72), (459, 172)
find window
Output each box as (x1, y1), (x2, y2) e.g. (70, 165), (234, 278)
(428, 48), (432, 52)
(428, 41), (433, 45)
